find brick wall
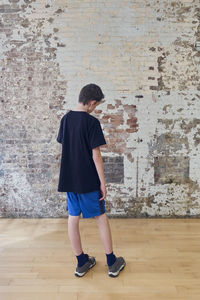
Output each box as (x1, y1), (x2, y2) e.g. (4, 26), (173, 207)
(0, 0), (199, 217)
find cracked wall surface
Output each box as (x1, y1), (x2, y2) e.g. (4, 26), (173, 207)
(0, 0), (199, 217)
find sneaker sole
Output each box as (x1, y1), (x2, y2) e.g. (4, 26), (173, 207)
(108, 262), (126, 277)
(74, 260), (96, 277)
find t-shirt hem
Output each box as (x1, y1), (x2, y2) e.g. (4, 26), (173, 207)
(58, 187), (100, 193)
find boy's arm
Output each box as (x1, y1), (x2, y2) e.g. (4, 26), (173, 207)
(92, 146), (106, 200)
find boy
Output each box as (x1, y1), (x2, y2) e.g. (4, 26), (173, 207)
(56, 83), (126, 277)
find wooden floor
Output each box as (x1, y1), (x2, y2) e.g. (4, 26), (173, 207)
(0, 217), (200, 300)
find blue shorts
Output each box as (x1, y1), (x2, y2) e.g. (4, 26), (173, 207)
(66, 189), (106, 218)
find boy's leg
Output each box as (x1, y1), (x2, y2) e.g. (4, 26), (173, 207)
(95, 213), (113, 254)
(68, 212), (114, 255)
(68, 215), (83, 256)
(95, 213), (126, 275)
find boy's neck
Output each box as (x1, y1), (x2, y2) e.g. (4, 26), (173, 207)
(73, 102), (95, 113)
(73, 99), (100, 113)
(74, 104), (89, 112)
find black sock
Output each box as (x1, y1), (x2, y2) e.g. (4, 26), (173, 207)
(76, 252), (89, 267)
(106, 251), (116, 266)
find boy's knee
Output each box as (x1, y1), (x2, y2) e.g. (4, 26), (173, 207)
(95, 212), (105, 219)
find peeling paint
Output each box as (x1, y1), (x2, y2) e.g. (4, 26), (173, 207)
(0, 0), (200, 218)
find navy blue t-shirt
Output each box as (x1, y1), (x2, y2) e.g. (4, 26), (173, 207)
(56, 110), (107, 193)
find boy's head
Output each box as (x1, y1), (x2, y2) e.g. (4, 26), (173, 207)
(78, 83), (105, 110)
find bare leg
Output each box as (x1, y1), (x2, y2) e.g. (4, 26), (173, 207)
(68, 215), (83, 256)
(95, 213), (113, 254)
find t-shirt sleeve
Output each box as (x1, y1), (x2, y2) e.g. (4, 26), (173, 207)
(56, 117), (64, 144)
(89, 119), (107, 149)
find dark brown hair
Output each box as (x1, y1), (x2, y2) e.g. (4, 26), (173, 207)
(79, 83), (105, 105)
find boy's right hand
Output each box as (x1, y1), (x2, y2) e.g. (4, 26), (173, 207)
(99, 183), (107, 201)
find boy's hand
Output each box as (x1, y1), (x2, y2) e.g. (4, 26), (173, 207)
(99, 183), (107, 201)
